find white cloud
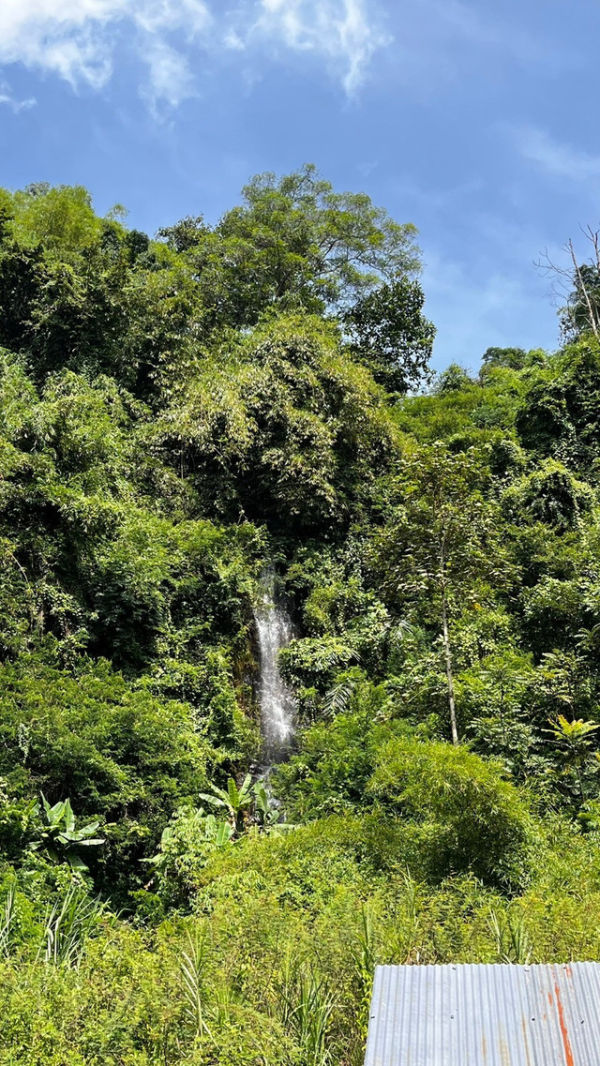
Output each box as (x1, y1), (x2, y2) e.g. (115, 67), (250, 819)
(0, 0), (211, 106)
(0, 81), (36, 112)
(252, 0), (390, 94)
(133, 0), (210, 35)
(142, 38), (197, 112)
(511, 125), (600, 183)
(223, 29), (246, 52)
(0, 0), (386, 111)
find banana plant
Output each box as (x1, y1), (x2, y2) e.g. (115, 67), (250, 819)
(199, 776), (293, 837)
(32, 794), (105, 871)
(253, 780), (293, 834)
(198, 775), (254, 835)
(253, 780), (274, 825)
(203, 814), (234, 847)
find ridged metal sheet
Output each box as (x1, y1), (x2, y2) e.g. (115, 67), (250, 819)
(365, 963), (600, 1065)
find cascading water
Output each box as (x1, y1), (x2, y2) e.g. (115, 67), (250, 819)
(254, 568), (297, 764)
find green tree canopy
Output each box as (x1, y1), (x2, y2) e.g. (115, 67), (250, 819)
(159, 164), (422, 330)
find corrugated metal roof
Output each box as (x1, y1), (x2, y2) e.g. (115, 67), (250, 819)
(365, 963), (600, 1065)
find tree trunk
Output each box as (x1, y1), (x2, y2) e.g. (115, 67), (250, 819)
(569, 239), (600, 339)
(441, 593), (459, 746)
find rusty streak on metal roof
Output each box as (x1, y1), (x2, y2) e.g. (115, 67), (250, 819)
(365, 963), (600, 1065)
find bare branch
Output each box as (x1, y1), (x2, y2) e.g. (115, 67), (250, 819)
(568, 238), (600, 340)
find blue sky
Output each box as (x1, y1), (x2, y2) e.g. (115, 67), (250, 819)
(1, 0), (599, 371)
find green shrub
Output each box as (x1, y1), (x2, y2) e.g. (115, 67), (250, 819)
(0, 657), (214, 898)
(368, 737), (534, 888)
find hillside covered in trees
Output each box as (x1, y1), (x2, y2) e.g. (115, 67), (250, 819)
(2, 171), (600, 1064)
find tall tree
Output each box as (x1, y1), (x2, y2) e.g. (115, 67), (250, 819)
(373, 445), (508, 744)
(344, 276), (435, 393)
(158, 164), (422, 331)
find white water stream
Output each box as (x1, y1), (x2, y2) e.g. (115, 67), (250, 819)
(254, 568), (297, 763)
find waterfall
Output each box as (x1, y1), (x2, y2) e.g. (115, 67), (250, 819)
(254, 568), (297, 763)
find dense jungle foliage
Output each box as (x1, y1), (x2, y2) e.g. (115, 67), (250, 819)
(2, 170), (600, 1064)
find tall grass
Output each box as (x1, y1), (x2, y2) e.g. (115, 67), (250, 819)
(180, 927), (213, 1039)
(277, 952), (335, 1066)
(40, 883), (105, 968)
(489, 907), (532, 964)
(0, 875), (17, 958)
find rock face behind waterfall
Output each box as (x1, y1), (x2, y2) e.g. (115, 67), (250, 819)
(254, 569), (297, 764)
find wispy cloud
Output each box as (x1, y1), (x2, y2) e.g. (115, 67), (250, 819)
(0, 80), (36, 112)
(0, 0), (211, 108)
(248, 0), (391, 94)
(424, 246), (556, 368)
(375, 0), (573, 100)
(142, 39), (197, 113)
(510, 124), (600, 182)
(0, 0), (388, 112)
